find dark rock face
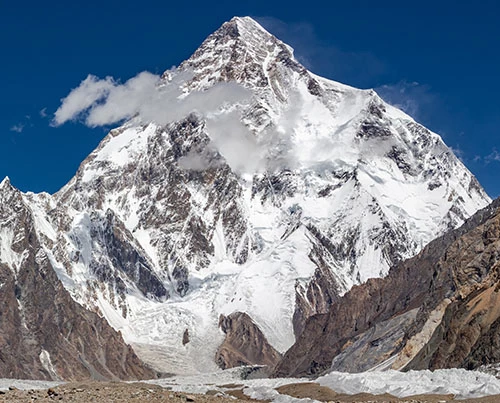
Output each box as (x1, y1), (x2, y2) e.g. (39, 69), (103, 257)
(357, 121), (392, 139)
(215, 312), (281, 369)
(274, 198), (500, 377)
(465, 314), (500, 369)
(386, 146), (412, 175)
(0, 181), (155, 381)
(89, 209), (167, 300)
(182, 329), (190, 346)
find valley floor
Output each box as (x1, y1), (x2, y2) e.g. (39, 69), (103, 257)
(2, 381), (500, 403)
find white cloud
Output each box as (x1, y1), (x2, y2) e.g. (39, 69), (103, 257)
(55, 68), (365, 176)
(178, 148), (220, 171)
(10, 123), (24, 133)
(53, 75), (117, 126)
(53, 70), (251, 128)
(205, 110), (263, 174)
(86, 72), (159, 126)
(485, 149), (500, 163)
(39, 108), (48, 118)
(469, 149), (500, 165)
(53, 69), (269, 174)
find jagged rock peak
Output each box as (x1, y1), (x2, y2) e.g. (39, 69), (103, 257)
(0, 176), (11, 189)
(0, 175), (23, 207)
(198, 16), (293, 59)
(178, 16), (307, 93)
(224, 16), (276, 39)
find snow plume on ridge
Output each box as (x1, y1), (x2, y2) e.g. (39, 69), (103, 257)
(375, 80), (436, 121)
(53, 70), (251, 128)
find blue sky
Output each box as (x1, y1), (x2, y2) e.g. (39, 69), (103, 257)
(1, 0), (499, 197)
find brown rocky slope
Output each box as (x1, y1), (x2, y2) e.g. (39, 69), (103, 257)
(274, 197), (500, 377)
(215, 312), (282, 369)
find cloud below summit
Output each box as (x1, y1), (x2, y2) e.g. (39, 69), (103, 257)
(53, 69), (265, 174)
(52, 70), (251, 128)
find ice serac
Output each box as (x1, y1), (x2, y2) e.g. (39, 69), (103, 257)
(0, 180), (155, 381)
(274, 198), (500, 377)
(29, 16), (490, 373)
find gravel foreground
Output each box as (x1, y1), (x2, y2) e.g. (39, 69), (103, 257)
(1, 381), (500, 403)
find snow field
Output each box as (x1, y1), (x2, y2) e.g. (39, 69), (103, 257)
(145, 367), (500, 401)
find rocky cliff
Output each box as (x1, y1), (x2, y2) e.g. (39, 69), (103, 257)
(215, 312), (281, 370)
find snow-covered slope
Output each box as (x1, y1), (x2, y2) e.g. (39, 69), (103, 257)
(143, 367), (500, 400)
(0, 178), (154, 381)
(26, 17), (490, 373)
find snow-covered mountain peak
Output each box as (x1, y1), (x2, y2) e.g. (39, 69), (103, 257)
(230, 16), (279, 40)
(182, 16), (293, 72)
(24, 17), (492, 373)
(0, 176), (12, 189)
(0, 176), (24, 207)
(177, 16), (322, 106)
